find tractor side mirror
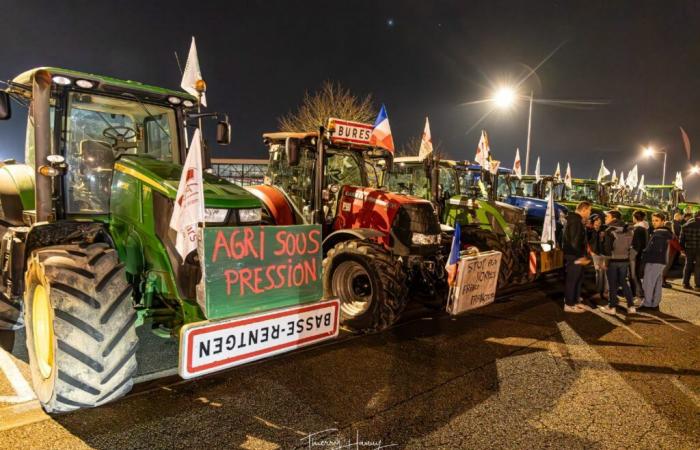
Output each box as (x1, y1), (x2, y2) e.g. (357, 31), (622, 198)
(0, 92), (11, 120)
(285, 137), (300, 166)
(216, 121), (231, 145)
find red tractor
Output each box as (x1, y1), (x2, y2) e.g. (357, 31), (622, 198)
(247, 120), (447, 332)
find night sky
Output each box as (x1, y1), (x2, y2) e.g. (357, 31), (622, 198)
(1, 0), (698, 200)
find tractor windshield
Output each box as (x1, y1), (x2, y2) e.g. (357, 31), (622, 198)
(64, 92), (179, 214)
(387, 163), (429, 198)
(565, 182), (600, 203)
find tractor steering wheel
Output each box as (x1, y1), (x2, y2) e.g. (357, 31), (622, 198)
(327, 168), (343, 184)
(103, 126), (138, 155)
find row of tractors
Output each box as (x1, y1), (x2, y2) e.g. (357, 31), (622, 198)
(0, 67), (566, 413)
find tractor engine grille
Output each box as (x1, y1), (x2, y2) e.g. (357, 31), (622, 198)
(391, 203), (442, 254)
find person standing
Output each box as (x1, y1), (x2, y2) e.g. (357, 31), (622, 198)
(562, 201), (592, 313)
(641, 213), (673, 310)
(600, 210), (636, 314)
(630, 210), (648, 301)
(588, 214), (607, 305)
(680, 211), (700, 290)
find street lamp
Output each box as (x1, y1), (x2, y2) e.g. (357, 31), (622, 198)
(691, 165), (700, 175)
(491, 87), (535, 174)
(643, 146), (667, 185)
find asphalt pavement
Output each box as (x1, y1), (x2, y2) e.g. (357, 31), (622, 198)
(0, 277), (698, 449)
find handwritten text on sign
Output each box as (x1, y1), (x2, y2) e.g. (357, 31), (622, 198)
(447, 250), (502, 315)
(202, 225), (323, 320)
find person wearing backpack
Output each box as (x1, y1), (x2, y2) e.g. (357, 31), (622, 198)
(641, 213), (674, 309)
(600, 210), (636, 314)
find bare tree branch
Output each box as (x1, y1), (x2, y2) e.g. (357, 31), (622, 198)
(278, 81), (375, 132)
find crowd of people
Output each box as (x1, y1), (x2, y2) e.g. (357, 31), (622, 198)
(561, 200), (700, 314)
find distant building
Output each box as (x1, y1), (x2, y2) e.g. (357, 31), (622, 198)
(211, 158), (268, 186)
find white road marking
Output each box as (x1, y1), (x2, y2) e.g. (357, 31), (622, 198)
(671, 377), (700, 409)
(0, 347), (35, 403)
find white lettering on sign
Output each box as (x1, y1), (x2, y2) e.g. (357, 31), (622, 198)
(328, 118), (373, 145)
(179, 300), (339, 379)
(447, 251), (502, 315)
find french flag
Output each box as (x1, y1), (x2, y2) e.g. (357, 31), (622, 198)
(445, 222), (461, 286)
(369, 104), (395, 153)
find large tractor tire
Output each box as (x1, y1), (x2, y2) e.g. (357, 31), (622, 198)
(461, 227), (517, 289)
(323, 240), (407, 333)
(0, 292), (23, 330)
(23, 243), (138, 413)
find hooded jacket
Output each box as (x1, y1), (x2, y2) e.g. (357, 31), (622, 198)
(680, 218), (700, 251)
(602, 219), (632, 262)
(642, 227), (673, 265)
(631, 220), (649, 255)
(563, 212), (588, 257)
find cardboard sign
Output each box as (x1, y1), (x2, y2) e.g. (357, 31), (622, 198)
(447, 250), (502, 315)
(328, 118), (373, 146)
(179, 300), (339, 379)
(199, 225), (323, 320)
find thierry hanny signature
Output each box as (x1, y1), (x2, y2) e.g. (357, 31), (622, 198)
(300, 428), (397, 450)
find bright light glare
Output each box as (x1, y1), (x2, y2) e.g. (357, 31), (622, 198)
(493, 87), (516, 109)
(643, 146), (654, 157)
(691, 165), (700, 175)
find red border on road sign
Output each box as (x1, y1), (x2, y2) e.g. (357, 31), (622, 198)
(185, 301), (339, 374)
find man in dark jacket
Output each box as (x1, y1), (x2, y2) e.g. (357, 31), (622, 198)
(600, 210), (636, 314)
(630, 210), (649, 299)
(588, 214), (607, 302)
(680, 211), (700, 290)
(562, 201), (592, 313)
(642, 213), (673, 309)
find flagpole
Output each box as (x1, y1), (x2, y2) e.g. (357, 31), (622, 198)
(525, 91), (533, 175)
(195, 79), (207, 230)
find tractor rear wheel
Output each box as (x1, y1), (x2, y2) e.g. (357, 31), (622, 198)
(24, 243), (138, 413)
(0, 292), (23, 330)
(323, 240), (407, 333)
(461, 227), (516, 289)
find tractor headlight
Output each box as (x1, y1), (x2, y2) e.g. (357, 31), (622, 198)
(411, 232), (441, 245)
(204, 208), (229, 223)
(238, 208), (262, 223)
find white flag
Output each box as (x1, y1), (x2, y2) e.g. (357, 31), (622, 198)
(597, 160), (610, 182)
(564, 163), (572, 188)
(170, 129), (206, 260)
(554, 162), (561, 180)
(535, 157), (541, 182)
(475, 130), (490, 168)
(674, 171), (684, 189)
(418, 117), (433, 160)
(489, 158), (501, 175)
(619, 171), (626, 188)
(181, 37), (207, 107)
(626, 164), (638, 189)
(638, 174), (646, 192)
(541, 188), (556, 251)
(612, 169), (617, 184)
(513, 148), (522, 179)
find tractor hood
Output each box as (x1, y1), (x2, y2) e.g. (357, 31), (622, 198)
(506, 196), (568, 220)
(341, 186), (434, 210)
(114, 156), (260, 209)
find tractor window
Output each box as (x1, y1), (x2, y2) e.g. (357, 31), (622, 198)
(64, 92), (178, 214)
(438, 167), (457, 199)
(326, 151), (364, 188)
(267, 144), (314, 217)
(387, 164), (429, 198)
(495, 173), (511, 199)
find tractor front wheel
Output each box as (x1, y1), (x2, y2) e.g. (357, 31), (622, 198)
(461, 228), (517, 289)
(24, 243), (138, 413)
(323, 240), (407, 333)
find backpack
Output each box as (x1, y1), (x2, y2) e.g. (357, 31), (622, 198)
(610, 227), (633, 259)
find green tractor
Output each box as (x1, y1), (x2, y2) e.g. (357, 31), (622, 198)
(0, 68), (332, 413)
(387, 156), (533, 288)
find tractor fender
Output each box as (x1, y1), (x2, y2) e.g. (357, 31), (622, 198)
(24, 221), (115, 260)
(322, 228), (385, 255)
(246, 185), (295, 225)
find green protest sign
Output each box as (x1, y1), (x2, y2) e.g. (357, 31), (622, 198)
(200, 225), (323, 320)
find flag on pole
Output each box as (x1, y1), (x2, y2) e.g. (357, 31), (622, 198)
(445, 222), (461, 286)
(181, 37), (207, 107)
(626, 165), (638, 189)
(369, 104), (395, 153)
(475, 130), (490, 168)
(554, 162), (561, 180)
(619, 171), (626, 188)
(535, 157), (541, 182)
(170, 129), (206, 260)
(541, 188), (556, 251)
(418, 117), (433, 160)
(597, 160), (610, 182)
(489, 158), (501, 175)
(564, 163), (572, 188)
(638, 174), (646, 192)
(674, 171), (684, 189)
(612, 169), (617, 184)
(513, 148), (522, 179)
(680, 126), (691, 160)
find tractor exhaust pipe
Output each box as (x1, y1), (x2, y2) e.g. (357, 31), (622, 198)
(32, 69), (53, 222)
(314, 126), (325, 225)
